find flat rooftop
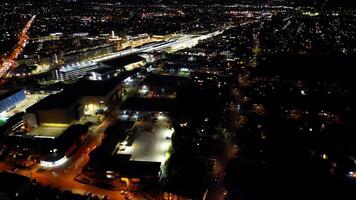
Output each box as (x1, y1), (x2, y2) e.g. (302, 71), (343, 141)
(27, 89), (83, 110)
(27, 126), (69, 139)
(141, 74), (188, 88)
(27, 69), (139, 111)
(115, 114), (173, 164)
(0, 94), (49, 119)
(0, 88), (24, 101)
(102, 54), (145, 68)
(122, 97), (175, 111)
(89, 66), (115, 74)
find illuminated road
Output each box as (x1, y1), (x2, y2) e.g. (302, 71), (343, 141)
(0, 15), (36, 78)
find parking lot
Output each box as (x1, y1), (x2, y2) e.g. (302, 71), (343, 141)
(116, 111), (174, 164)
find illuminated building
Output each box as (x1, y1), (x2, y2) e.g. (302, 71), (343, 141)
(0, 123), (88, 168)
(26, 76), (129, 127)
(0, 89), (26, 113)
(53, 54), (145, 81)
(125, 33), (151, 44)
(8, 63), (37, 77)
(101, 54), (146, 71)
(63, 44), (116, 64)
(87, 119), (172, 186)
(25, 89), (84, 128)
(52, 61), (99, 81)
(86, 97), (176, 188)
(87, 67), (124, 81)
(38, 125), (88, 168)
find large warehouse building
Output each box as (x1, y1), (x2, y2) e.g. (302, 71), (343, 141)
(25, 70), (138, 127)
(53, 54), (146, 81)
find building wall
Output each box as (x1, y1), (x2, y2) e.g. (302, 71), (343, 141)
(63, 45), (115, 64)
(83, 84), (122, 115)
(123, 60), (146, 71)
(53, 64), (100, 80)
(83, 96), (106, 115)
(88, 70), (117, 81)
(29, 104), (84, 126)
(25, 112), (38, 128)
(37, 109), (76, 125)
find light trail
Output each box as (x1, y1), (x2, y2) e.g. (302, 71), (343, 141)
(0, 15), (36, 78)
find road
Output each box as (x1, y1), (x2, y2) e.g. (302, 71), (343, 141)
(0, 15), (36, 78)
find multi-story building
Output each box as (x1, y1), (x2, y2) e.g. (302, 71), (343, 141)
(52, 61), (99, 81)
(52, 54), (146, 81)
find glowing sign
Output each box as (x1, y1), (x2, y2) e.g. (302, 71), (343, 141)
(40, 156), (68, 168)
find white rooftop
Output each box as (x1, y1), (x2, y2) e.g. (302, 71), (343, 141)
(116, 116), (173, 164)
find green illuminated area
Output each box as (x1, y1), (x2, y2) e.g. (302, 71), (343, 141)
(0, 119), (6, 126)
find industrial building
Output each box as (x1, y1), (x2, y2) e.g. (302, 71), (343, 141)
(25, 87), (84, 127)
(26, 71), (137, 127)
(39, 124), (88, 168)
(63, 44), (116, 64)
(87, 67), (120, 81)
(0, 89), (26, 113)
(81, 78), (124, 116)
(86, 120), (166, 180)
(85, 101), (175, 189)
(53, 54), (146, 81)
(0, 123), (88, 168)
(83, 74), (185, 187)
(52, 61), (99, 81)
(101, 54), (146, 71)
